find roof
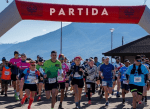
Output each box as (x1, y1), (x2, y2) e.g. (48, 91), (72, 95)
(103, 35), (150, 56)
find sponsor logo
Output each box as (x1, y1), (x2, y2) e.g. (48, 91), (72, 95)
(27, 4), (37, 13)
(124, 7), (134, 17)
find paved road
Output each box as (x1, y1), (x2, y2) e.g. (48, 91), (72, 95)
(0, 86), (150, 109)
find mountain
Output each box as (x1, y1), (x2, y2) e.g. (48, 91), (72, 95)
(0, 23), (148, 61)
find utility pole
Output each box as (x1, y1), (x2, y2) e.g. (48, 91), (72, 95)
(60, 22), (62, 54)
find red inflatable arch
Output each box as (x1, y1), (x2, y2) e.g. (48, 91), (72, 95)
(0, 0), (150, 37)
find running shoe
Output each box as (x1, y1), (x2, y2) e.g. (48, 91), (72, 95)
(122, 99), (125, 104)
(1, 91), (4, 95)
(4, 94), (7, 97)
(65, 93), (67, 97)
(88, 100), (91, 104)
(15, 95), (20, 101)
(112, 90), (114, 95)
(116, 93), (120, 98)
(105, 101), (109, 106)
(37, 96), (41, 101)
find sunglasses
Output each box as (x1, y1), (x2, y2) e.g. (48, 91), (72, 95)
(136, 60), (141, 62)
(31, 65), (36, 66)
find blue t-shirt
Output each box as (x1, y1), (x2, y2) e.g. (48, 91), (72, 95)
(119, 66), (128, 81)
(100, 63), (114, 81)
(95, 62), (100, 67)
(126, 64), (149, 86)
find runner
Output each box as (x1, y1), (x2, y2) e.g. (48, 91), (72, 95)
(43, 51), (62, 109)
(9, 51), (21, 100)
(97, 57), (105, 97)
(99, 56), (115, 106)
(1, 60), (11, 97)
(57, 54), (69, 109)
(82, 59), (89, 96)
(64, 57), (70, 97)
(20, 60), (41, 109)
(36, 57), (45, 101)
(71, 56), (85, 109)
(17, 53), (30, 100)
(118, 59), (130, 104)
(126, 55), (149, 109)
(85, 58), (98, 104)
(0, 57), (6, 94)
(112, 56), (124, 97)
(35, 55), (40, 64)
(94, 57), (100, 67)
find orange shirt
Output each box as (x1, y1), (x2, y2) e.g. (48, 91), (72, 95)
(1, 67), (11, 80)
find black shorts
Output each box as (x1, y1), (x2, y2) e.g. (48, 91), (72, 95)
(45, 82), (58, 91)
(71, 78), (84, 88)
(115, 76), (117, 81)
(2, 80), (10, 85)
(121, 81), (130, 91)
(86, 82), (95, 94)
(66, 80), (69, 83)
(58, 82), (65, 89)
(11, 74), (17, 81)
(23, 83), (37, 91)
(130, 84), (143, 95)
(99, 76), (102, 84)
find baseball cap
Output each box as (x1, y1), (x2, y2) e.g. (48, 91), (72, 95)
(104, 56), (109, 59)
(20, 53), (26, 56)
(89, 58), (94, 62)
(2, 57), (6, 61)
(39, 57), (44, 62)
(37, 55), (40, 58)
(115, 56), (120, 60)
(124, 59), (130, 63)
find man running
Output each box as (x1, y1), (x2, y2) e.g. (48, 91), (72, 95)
(17, 53), (30, 100)
(112, 56), (124, 97)
(43, 51), (62, 109)
(85, 58), (98, 104)
(9, 51), (21, 100)
(118, 59), (130, 104)
(36, 57), (45, 101)
(99, 56), (115, 106)
(126, 55), (149, 109)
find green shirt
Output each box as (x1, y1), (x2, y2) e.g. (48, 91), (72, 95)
(36, 64), (44, 71)
(43, 59), (62, 78)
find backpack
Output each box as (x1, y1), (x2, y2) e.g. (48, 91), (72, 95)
(24, 68), (39, 80)
(131, 64), (143, 75)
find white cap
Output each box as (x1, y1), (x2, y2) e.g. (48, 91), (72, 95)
(104, 56), (109, 59)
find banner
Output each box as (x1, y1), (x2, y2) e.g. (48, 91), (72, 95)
(0, 0), (150, 38)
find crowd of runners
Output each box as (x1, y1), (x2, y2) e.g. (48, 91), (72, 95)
(0, 50), (150, 109)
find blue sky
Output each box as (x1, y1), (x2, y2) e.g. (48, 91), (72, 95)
(0, 0), (149, 43)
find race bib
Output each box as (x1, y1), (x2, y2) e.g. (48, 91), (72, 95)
(123, 80), (128, 84)
(57, 76), (64, 81)
(134, 76), (141, 83)
(115, 74), (118, 77)
(48, 78), (56, 83)
(28, 77), (38, 84)
(87, 84), (91, 88)
(74, 72), (81, 78)
(5, 71), (10, 75)
(102, 81), (107, 86)
(87, 76), (94, 81)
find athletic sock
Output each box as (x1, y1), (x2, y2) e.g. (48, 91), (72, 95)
(21, 94), (27, 104)
(17, 92), (19, 96)
(28, 97), (34, 109)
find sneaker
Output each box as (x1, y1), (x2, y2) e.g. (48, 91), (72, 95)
(4, 94), (7, 97)
(98, 90), (101, 95)
(37, 96), (41, 101)
(59, 104), (64, 109)
(122, 99), (125, 104)
(75, 106), (79, 109)
(112, 90), (114, 95)
(15, 96), (20, 101)
(20, 100), (24, 107)
(1, 91), (4, 95)
(28, 106), (31, 109)
(139, 101), (142, 104)
(116, 93), (120, 98)
(88, 100), (91, 104)
(105, 101), (109, 106)
(145, 96), (147, 103)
